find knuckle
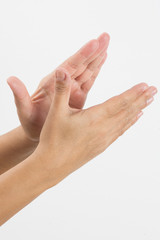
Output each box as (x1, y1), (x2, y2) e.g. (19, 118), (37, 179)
(119, 97), (129, 108)
(105, 97), (119, 117)
(105, 103), (118, 118)
(105, 107), (114, 117)
(55, 82), (67, 93)
(132, 101), (142, 112)
(144, 91), (152, 100)
(68, 60), (78, 70)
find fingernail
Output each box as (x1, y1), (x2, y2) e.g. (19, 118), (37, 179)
(147, 97), (154, 105)
(56, 70), (66, 81)
(142, 85), (148, 92)
(151, 88), (158, 96)
(102, 33), (110, 41)
(137, 111), (143, 118)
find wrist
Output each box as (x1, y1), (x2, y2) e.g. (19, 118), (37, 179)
(24, 150), (51, 193)
(28, 148), (56, 191)
(33, 144), (69, 189)
(18, 126), (39, 153)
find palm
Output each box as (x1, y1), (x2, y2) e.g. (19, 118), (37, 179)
(8, 33), (110, 141)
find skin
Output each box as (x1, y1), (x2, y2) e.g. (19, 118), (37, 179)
(0, 127), (37, 175)
(7, 33), (109, 141)
(0, 33), (109, 174)
(0, 69), (157, 225)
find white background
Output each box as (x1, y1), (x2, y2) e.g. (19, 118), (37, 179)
(0, 0), (160, 239)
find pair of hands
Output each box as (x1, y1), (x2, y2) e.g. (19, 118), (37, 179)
(7, 33), (157, 188)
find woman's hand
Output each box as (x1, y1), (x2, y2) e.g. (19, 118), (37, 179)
(7, 33), (109, 142)
(35, 69), (157, 188)
(0, 68), (157, 226)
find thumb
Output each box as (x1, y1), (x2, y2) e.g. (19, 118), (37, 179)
(7, 76), (32, 114)
(52, 68), (72, 111)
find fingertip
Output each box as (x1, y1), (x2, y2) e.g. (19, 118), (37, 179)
(55, 67), (71, 82)
(138, 82), (149, 91)
(90, 39), (99, 51)
(6, 76), (30, 101)
(54, 68), (72, 99)
(98, 32), (110, 42)
(131, 82), (149, 95)
(96, 32), (110, 53)
(6, 76), (23, 90)
(52, 68), (72, 111)
(6, 77), (17, 92)
(137, 111), (143, 119)
(56, 69), (66, 81)
(6, 76), (17, 85)
(150, 86), (158, 95)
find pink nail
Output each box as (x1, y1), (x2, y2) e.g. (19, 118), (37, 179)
(147, 97), (154, 105)
(142, 85), (148, 92)
(137, 111), (143, 118)
(56, 70), (66, 81)
(151, 88), (158, 96)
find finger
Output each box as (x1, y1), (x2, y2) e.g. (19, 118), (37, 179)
(104, 83), (149, 116)
(7, 76), (32, 114)
(131, 86), (157, 112)
(121, 86), (157, 124)
(118, 111), (143, 137)
(72, 33), (109, 79)
(52, 68), (72, 112)
(76, 51), (107, 84)
(81, 52), (107, 93)
(61, 39), (99, 75)
(31, 88), (48, 102)
(84, 32), (110, 65)
(112, 86), (157, 132)
(36, 33), (109, 94)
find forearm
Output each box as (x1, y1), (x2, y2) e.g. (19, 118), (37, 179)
(0, 150), (48, 226)
(0, 126), (38, 174)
